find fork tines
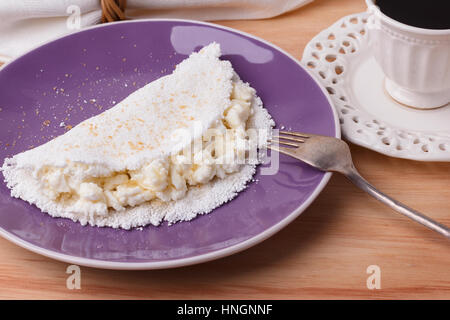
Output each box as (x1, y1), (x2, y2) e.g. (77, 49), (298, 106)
(279, 130), (310, 138)
(269, 130), (310, 148)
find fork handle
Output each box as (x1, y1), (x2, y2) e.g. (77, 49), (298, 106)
(344, 167), (450, 239)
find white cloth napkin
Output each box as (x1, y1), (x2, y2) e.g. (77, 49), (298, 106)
(0, 0), (312, 63)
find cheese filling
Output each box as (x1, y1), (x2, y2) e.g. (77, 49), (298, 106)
(35, 81), (255, 216)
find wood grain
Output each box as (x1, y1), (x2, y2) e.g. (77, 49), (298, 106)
(0, 0), (449, 300)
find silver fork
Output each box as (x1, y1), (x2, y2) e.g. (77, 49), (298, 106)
(269, 130), (450, 239)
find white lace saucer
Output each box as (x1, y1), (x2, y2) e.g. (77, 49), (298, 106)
(302, 12), (450, 162)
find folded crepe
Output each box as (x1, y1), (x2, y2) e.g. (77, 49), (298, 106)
(1, 43), (274, 228)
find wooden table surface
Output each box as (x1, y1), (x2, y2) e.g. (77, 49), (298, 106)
(1, 0), (449, 300)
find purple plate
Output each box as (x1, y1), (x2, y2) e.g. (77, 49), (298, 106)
(0, 20), (339, 269)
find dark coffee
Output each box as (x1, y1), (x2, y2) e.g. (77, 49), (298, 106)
(375, 0), (450, 30)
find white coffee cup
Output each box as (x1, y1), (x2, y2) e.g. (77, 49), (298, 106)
(365, 0), (450, 109)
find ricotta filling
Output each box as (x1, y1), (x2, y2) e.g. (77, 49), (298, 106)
(35, 81), (256, 217)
